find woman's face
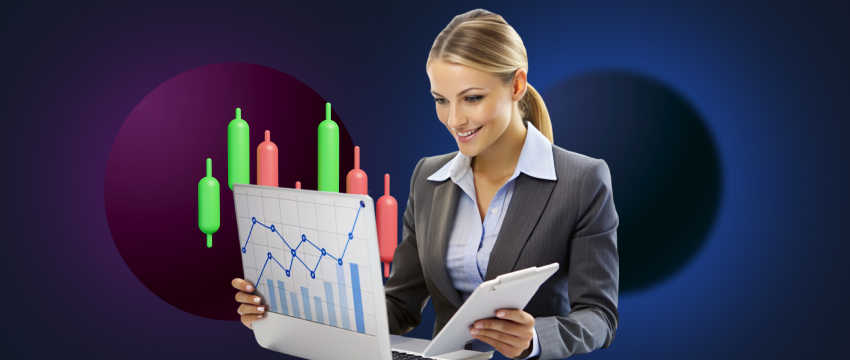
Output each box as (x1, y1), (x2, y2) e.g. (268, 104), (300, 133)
(427, 59), (520, 157)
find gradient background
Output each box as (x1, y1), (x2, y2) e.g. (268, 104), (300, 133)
(3, 0), (848, 359)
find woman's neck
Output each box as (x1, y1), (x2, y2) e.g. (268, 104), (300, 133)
(471, 108), (527, 182)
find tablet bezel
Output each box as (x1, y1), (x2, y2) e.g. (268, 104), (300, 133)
(421, 263), (559, 357)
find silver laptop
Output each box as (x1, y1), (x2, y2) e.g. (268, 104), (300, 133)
(234, 184), (492, 360)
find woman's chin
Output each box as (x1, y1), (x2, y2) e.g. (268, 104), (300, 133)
(457, 144), (480, 157)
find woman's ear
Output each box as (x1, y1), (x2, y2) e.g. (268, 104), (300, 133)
(511, 68), (528, 101)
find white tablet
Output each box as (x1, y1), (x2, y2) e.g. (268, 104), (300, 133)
(421, 263), (560, 357)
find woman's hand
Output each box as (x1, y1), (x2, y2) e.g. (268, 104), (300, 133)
(232, 278), (265, 329)
(470, 309), (535, 359)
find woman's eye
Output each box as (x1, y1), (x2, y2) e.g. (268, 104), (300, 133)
(466, 96), (483, 103)
(435, 98), (447, 105)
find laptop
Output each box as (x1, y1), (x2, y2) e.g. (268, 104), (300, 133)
(233, 184), (493, 360)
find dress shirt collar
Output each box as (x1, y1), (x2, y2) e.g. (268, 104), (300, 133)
(426, 121), (557, 183)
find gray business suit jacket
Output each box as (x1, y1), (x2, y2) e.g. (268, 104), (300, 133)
(384, 143), (619, 360)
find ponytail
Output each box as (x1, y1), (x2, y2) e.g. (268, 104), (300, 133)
(520, 83), (553, 144)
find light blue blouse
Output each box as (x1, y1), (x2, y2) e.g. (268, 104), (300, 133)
(426, 121), (556, 358)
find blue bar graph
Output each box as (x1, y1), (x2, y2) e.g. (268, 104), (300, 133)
(277, 281), (289, 315)
(350, 263), (366, 334)
(290, 292), (301, 318)
(336, 264), (351, 330)
(301, 286), (313, 321)
(266, 279), (278, 313)
(314, 296), (325, 324)
(324, 282), (337, 327)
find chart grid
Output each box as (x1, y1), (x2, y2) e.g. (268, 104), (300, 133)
(234, 187), (376, 336)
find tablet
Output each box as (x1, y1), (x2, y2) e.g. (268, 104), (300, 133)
(421, 263), (560, 357)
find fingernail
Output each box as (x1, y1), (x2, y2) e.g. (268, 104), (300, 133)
(475, 322), (483, 329)
(253, 297), (260, 303)
(257, 314), (262, 319)
(246, 285), (253, 291)
(470, 329), (479, 335)
(497, 311), (505, 317)
(258, 307), (264, 312)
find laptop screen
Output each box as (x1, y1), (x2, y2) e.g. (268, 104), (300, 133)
(235, 184), (381, 337)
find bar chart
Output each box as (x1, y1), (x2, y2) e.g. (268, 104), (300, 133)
(235, 187), (376, 336)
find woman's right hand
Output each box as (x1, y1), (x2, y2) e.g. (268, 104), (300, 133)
(232, 278), (265, 329)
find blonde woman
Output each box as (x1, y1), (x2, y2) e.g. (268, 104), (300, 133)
(232, 9), (619, 359)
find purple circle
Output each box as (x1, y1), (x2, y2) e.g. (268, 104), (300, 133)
(104, 62), (354, 320)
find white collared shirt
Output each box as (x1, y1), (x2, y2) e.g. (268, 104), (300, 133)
(426, 121), (556, 358)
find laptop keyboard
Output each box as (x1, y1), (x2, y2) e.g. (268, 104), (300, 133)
(392, 350), (437, 359)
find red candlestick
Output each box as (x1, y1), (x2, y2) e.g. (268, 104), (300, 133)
(376, 174), (397, 278)
(257, 130), (278, 187)
(346, 146), (368, 195)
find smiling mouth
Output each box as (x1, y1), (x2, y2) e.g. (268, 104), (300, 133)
(457, 126), (482, 137)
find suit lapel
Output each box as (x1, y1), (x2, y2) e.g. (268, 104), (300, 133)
(483, 173), (557, 281)
(426, 179), (465, 309)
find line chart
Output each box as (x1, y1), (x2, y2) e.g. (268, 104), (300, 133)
(234, 186), (376, 336)
(245, 200), (364, 281)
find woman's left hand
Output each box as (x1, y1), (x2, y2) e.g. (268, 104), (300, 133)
(470, 308), (535, 359)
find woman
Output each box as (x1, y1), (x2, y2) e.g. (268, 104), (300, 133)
(232, 9), (619, 360)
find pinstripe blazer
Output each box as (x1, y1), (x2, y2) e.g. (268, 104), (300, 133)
(384, 143), (619, 360)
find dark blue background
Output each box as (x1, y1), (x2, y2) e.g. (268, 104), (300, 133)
(3, 0), (848, 358)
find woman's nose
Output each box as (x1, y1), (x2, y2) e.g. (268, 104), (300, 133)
(447, 104), (466, 130)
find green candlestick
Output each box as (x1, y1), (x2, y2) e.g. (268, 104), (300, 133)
(318, 102), (339, 192)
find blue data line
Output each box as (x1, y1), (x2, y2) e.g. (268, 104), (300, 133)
(250, 200), (365, 285)
(342, 202), (362, 260)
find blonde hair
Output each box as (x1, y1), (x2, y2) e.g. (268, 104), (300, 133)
(426, 9), (553, 143)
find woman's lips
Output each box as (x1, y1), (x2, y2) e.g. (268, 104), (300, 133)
(457, 126), (481, 143)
